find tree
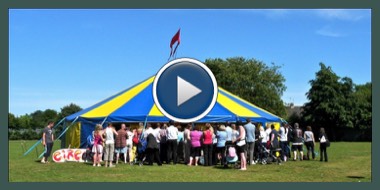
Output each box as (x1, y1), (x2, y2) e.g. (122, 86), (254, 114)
(58, 103), (82, 118)
(18, 114), (32, 129)
(8, 113), (19, 130)
(30, 110), (45, 129)
(205, 57), (287, 117)
(302, 63), (372, 141)
(351, 83), (372, 140)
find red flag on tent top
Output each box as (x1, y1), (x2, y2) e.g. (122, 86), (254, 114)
(169, 29), (181, 59)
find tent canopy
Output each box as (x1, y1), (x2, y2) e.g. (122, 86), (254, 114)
(66, 76), (282, 124)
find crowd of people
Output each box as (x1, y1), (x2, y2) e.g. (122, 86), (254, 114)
(41, 119), (330, 169)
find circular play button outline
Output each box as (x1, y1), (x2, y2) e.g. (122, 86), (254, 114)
(152, 58), (218, 123)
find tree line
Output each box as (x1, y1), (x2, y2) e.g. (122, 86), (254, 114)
(205, 58), (371, 141)
(8, 103), (82, 140)
(8, 57), (372, 141)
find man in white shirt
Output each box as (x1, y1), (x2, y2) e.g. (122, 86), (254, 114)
(166, 120), (179, 164)
(225, 122), (233, 145)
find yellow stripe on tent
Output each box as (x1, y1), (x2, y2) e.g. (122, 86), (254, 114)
(82, 76), (155, 118)
(218, 87), (278, 117)
(217, 92), (259, 117)
(148, 104), (164, 116)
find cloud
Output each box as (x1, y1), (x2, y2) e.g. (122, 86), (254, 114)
(315, 9), (366, 21)
(316, 25), (345, 37)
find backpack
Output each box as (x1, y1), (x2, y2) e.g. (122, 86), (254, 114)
(137, 137), (148, 153)
(87, 134), (94, 147)
(228, 147), (237, 158)
(147, 133), (158, 149)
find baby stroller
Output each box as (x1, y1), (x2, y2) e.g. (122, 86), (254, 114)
(257, 142), (282, 165)
(82, 134), (95, 163)
(224, 143), (238, 168)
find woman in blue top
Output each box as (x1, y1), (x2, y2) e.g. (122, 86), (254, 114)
(216, 125), (228, 167)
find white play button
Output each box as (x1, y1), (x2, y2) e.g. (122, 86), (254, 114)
(177, 76), (202, 106)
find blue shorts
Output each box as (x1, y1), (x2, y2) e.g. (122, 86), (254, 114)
(115, 147), (127, 154)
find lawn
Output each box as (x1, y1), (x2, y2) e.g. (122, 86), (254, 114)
(9, 140), (371, 182)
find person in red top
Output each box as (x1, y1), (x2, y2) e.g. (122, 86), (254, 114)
(92, 124), (104, 167)
(203, 123), (213, 166)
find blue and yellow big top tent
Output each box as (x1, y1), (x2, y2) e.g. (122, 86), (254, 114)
(63, 76), (283, 148)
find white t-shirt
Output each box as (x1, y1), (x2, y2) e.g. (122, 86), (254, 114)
(304, 131), (314, 142)
(279, 126), (288, 142)
(260, 131), (268, 143)
(265, 128), (272, 142)
(105, 127), (115, 145)
(126, 131), (134, 146)
(166, 125), (178, 140)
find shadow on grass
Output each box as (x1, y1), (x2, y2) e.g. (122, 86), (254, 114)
(347, 176), (365, 179)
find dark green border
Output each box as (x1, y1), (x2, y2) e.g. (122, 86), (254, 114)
(2, 0), (377, 190)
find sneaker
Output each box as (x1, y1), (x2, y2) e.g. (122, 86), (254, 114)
(41, 159), (46, 164)
(93, 164), (96, 167)
(97, 164), (101, 167)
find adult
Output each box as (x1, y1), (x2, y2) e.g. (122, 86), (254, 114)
(92, 124), (104, 167)
(104, 122), (118, 167)
(216, 125), (227, 167)
(265, 124), (272, 148)
(286, 124), (293, 159)
(259, 125), (268, 160)
(41, 121), (54, 164)
(166, 120), (179, 165)
(269, 124), (279, 150)
(203, 123), (214, 166)
(304, 126), (316, 160)
(291, 123), (304, 161)
(115, 123), (128, 164)
(225, 122), (233, 145)
(319, 127), (329, 162)
(234, 123), (247, 170)
(279, 123), (289, 161)
(184, 123), (192, 165)
(189, 124), (203, 166)
(125, 125), (134, 164)
(244, 118), (256, 165)
(231, 123), (239, 142)
(177, 124), (185, 163)
(145, 123), (162, 166)
(254, 124), (261, 162)
(159, 123), (168, 164)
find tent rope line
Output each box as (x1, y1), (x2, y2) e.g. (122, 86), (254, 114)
(23, 117), (65, 157)
(36, 116), (80, 159)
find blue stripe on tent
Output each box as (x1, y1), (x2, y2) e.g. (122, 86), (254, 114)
(66, 76), (155, 121)
(198, 103), (237, 122)
(79, 121), (96, 148)
(219, 90), (281, 122)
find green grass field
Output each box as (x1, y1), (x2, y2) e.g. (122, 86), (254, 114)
(9, 140), (371, 182)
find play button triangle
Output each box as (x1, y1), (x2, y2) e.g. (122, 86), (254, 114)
(177, 76), (202, 106)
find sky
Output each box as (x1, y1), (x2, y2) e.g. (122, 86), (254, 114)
(9, 9), (371, 116)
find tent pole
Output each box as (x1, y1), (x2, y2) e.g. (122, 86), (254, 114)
(100, 117), (108, 128)
(55, 116), (79, 140)
(23, 117), (65, 156)
(141, 117), (148, 140)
